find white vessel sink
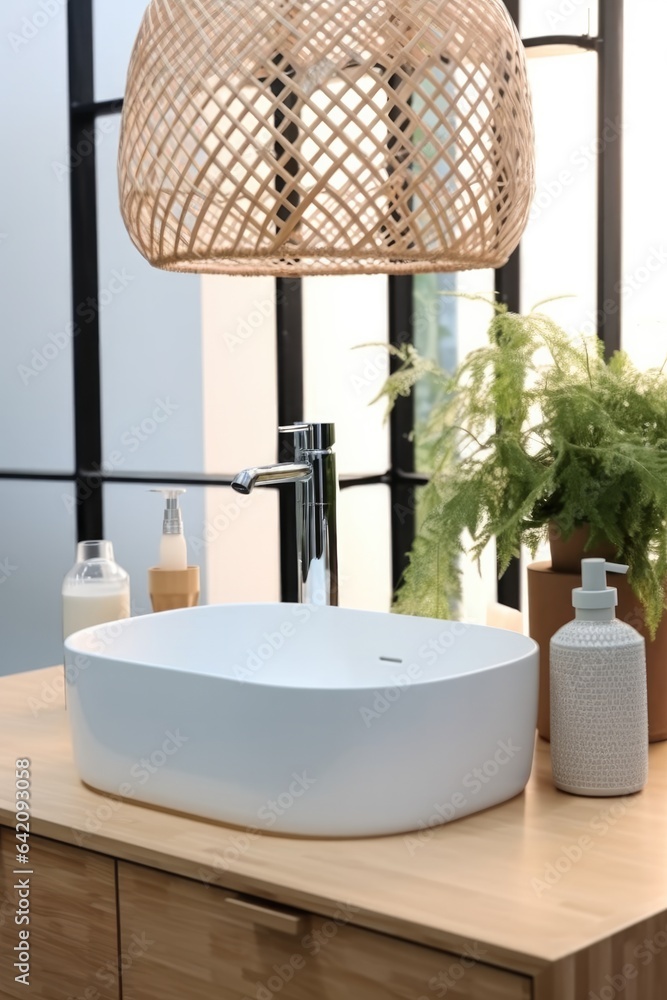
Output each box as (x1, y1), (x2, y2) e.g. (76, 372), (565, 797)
(65, 604), (539, 838)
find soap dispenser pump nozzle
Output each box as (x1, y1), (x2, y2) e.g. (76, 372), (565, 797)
(150, 487), (186, 537)
(572, 558), (629, 616)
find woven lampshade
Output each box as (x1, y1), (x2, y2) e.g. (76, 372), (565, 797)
(118, 0), (535, 276)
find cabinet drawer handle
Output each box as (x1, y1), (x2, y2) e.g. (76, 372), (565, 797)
(224, 896), (306, 935)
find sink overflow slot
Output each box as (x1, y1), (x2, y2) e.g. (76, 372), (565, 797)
(379, 656), (403, 663)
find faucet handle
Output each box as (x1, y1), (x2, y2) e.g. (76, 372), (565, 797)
(278, 423), (310, 434)
(279, 422), (335, 451)
(279, 423), (311, 458)
(278, 422), (310, 446)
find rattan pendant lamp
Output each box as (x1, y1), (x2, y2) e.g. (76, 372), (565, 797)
(118, 0), (535, 276)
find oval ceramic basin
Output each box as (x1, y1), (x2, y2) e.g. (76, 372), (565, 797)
(65, 604), (539, 838)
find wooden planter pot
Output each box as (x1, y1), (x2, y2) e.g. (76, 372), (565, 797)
(528, 525), (667, 743)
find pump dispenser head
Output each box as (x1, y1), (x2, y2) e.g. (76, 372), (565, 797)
(573, 558), (629, 616)
(150, 487), (186, 536)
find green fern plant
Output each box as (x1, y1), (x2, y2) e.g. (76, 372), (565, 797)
(376, 300), (667, 636)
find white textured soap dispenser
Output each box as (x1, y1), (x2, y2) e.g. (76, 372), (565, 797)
(550, 558), (648, 796)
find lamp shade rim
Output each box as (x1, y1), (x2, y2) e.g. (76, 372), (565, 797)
(154, 252), (511, 277)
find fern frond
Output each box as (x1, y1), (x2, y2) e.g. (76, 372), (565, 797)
(375, 303), (667, 637)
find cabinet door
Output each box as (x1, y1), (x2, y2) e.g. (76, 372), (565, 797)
(0, 829), (119, 1000)
(118, 861), (531, 1000)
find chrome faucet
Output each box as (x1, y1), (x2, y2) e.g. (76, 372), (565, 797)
(232, 422), (339, 606)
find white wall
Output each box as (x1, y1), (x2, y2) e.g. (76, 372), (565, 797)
(623, 1), (667, 370)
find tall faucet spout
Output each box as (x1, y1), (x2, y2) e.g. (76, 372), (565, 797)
(231, 463), (311, 496)
(233, 423), (338, 606)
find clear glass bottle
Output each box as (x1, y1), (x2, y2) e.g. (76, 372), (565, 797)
(62, 541), (130, 640)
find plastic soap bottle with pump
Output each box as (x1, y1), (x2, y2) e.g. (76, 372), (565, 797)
(148, 488), (200, 611)
(62, 540), (130, 640)
(550, 558), (648, 796)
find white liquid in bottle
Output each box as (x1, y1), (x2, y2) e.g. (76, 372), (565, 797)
(62, 541), (130, 640)
(159, 532), (188, 571)
(63, 586), (131, 639)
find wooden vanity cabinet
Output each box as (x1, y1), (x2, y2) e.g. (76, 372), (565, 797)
(0, 827), (530, 1000)
(3, 827), (667, 1000)
(0, 830), (119, 1000)
(117, 861), (531, 1000)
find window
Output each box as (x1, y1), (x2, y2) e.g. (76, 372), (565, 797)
(0, 0), (624, 673)
(411, 0), (622, 621)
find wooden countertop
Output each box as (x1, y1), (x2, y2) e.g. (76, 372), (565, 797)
(1, 666), (666, 977)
